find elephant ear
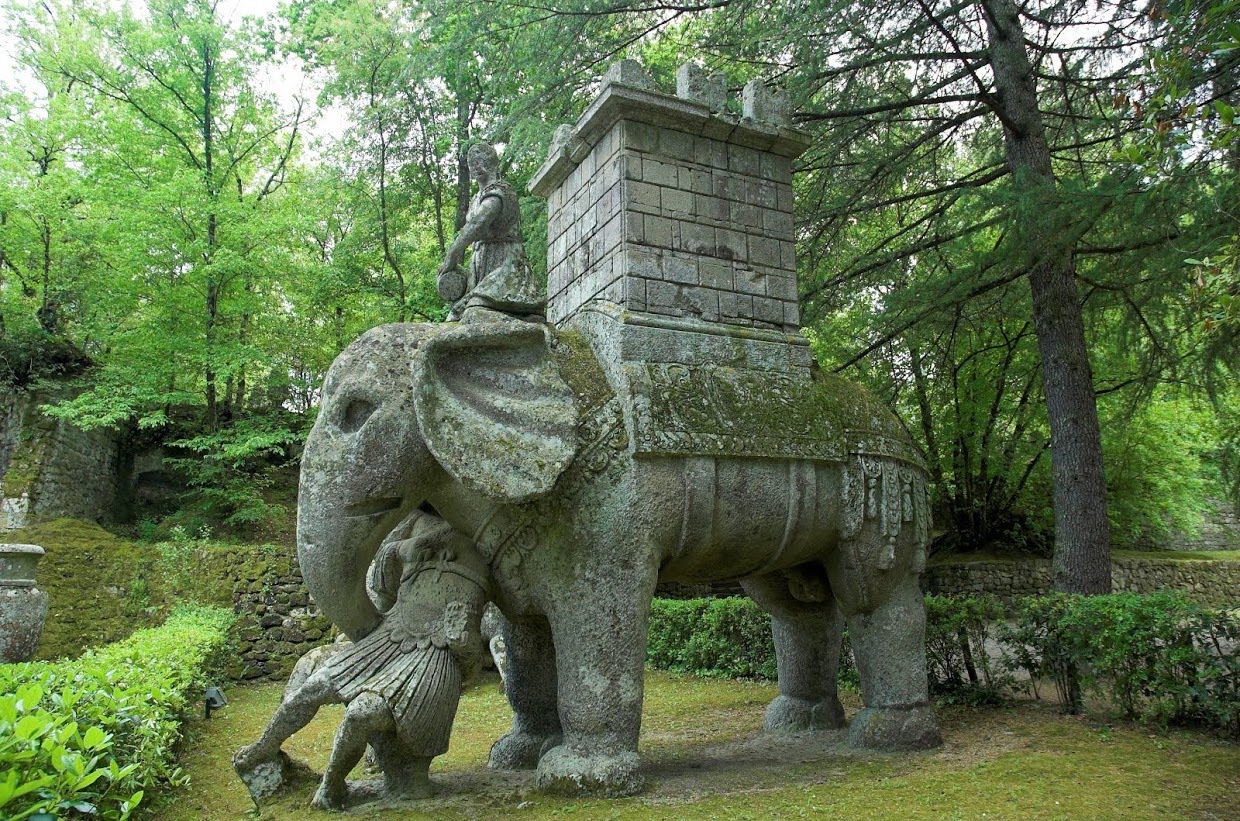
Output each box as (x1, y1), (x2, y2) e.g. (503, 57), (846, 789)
(413, 321), (579, 503)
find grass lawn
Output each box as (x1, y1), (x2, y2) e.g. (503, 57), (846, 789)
(161, 671), (1240, 820)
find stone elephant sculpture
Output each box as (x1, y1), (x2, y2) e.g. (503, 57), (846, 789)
(297, 318), (940, 797)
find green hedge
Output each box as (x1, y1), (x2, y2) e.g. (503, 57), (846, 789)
(647, 593), (1239, 736)
(924, 594), (1010, 704)
(0, 606), (235, 820)
(1000, 592), (1239, 735)
(646, 597), (858, 685)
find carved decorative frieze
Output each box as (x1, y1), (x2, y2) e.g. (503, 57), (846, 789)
(621, 362), (927, 468)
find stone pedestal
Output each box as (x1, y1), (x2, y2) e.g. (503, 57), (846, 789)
(0, 544), (49, 662)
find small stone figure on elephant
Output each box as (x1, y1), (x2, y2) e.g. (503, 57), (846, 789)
(435, 143), (545, 322)
(233, 510), (490, 810)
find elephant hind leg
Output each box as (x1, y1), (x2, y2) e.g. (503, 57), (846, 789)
(827, 532), (941, 751)
(489, 614), (562, 771)
(741, 567), (846, 733)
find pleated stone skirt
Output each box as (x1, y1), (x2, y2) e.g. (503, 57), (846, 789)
(326, 627), (462, 756)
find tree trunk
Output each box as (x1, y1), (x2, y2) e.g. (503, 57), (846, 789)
(982, 0), (1111, 593)
(454, 93), (472, 231)
(202, 37), (219, 433)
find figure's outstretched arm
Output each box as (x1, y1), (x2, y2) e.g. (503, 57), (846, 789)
(437, 195), (502, 274)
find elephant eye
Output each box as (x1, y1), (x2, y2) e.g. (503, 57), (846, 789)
(340, 398), (376, 433)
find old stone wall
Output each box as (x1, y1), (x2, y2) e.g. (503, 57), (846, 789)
(923, 557), (1240, 607)
(0, 518), (331, 679)
(1190, 502), (1240, 550)
(1136, 500), (1240, 552)
(0, 390), (119, 531)
(194, 544), (334, 682)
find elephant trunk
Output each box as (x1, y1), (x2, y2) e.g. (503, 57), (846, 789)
(296, 443), (417, 641)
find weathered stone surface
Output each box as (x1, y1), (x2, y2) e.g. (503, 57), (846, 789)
(292, 57), (938, 802)
(0, 587), (48, 662)
(437, 144), (545, 321)
(676, 63), (726, 113)
(742, 79), (791, 127)
(0, 543), (48, 663)
(237, 513), (489, 812)
(533, 60), (809, 346)
(923, 556), (1240, 607)
(295, 317), (938, 796)
(1, 391), (118, 532)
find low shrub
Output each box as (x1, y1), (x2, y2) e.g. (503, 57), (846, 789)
(924, 594), (1010, 704)
(647, 597), (859, 685)
(0, 606), (235, 819)
(1000, 592), (1239, 735)
(647, 592), (1238, 737)
(648, 597), (778, 679)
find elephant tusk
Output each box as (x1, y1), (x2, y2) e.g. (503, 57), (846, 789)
(344, 497), (405, 518)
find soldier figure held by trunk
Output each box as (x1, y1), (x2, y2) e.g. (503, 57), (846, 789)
(233, 512), (490, 811)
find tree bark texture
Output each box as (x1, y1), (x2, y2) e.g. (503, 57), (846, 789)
(982, 0), (1111, 593)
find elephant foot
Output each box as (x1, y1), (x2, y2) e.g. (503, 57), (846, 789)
(232, 747), (293, 802)
(311, 778), (347, 812)
(764, 694), (846, 733)
(847, 705), (942, 751)
(389, 779), (435, 801)
(535, 745), (642, 797)
(489, 730), (561, 770)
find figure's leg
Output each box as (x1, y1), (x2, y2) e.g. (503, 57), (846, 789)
(535, 558), (658, 797)
(235, 669), (340, 769)
(370, 729), (432, 800)
(826, 531), (941, 751)
(489, 614), (562, 770)
(741, 567), (846, 732)
(312, 692), (394, 811)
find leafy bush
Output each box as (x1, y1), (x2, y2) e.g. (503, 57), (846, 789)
(1001, 593), (1240, 735)
(999, 593), (1086, 711)
(0, 325), (91, 389)
(648, 593), (1239, 737)
(0, 606), (235, 819)
(923, 594), (1010, 704)
(166, 413), (302, 528)
(646, 597), (859, 685)
(1101, 395), (1224, 545)
(648, 597), (779, 679)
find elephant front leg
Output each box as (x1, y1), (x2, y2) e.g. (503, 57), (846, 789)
(489, 614), (562, 770)
(741, 569), (846, 732)
(535, 565), (657, 797)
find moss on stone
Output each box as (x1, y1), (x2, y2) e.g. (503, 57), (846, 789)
(1, 427), (47, 497)
(552, 329), (614, 413)
(810, 370), (913, 447)
(0, 518), (329, 674)
(0, 518), (172, 659)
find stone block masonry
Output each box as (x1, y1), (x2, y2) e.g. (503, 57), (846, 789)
(532, 59), (811, 345)
(922, 556), (1240, 608)
(1, 391), (119, 531)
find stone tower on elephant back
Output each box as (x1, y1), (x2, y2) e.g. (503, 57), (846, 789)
(530, 59), (815, 384)
(531, 57), (926, 528)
